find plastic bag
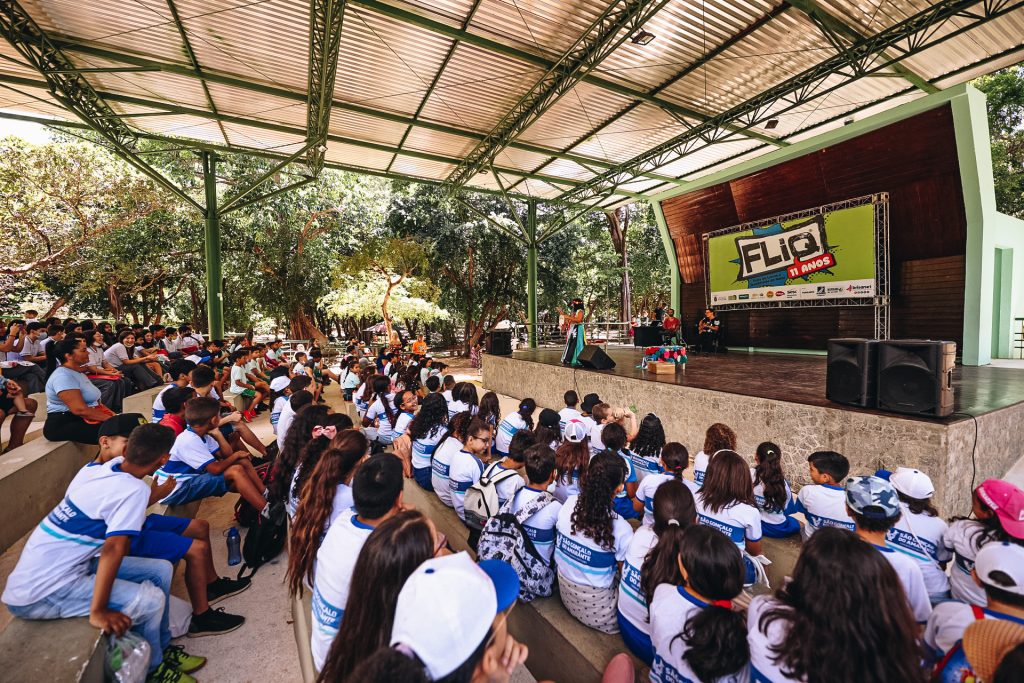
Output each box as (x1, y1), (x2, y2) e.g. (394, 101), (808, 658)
(105, 631), (151, 683)
(168, 595), (192, 638)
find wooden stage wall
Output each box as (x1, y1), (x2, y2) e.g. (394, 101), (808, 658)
(660, 105), (966, 351)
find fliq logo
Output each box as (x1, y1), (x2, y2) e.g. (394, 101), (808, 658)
(735, 217), (833, 281)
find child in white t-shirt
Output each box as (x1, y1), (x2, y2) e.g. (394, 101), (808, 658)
(695, 450), (763, 585)
(558, 390), (582, 433)
(495, 399), (535, 456)
(448, 419), (493, 521)
(794, 450), (854, 540)
(691, 422), (737, 485)
(750, 442), (799, 537)
(407, 392), (447, 491)
(634, 443), (697, 526)
(553, 419), (590, 503)
(884, 467), (953, 603)
(506, 445), (562, 564)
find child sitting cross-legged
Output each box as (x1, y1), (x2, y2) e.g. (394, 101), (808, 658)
(154, 397), (269, 513)
(794, 450), (854, 539)
(2, 422), (205, 683)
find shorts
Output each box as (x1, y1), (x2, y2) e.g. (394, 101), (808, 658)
(413, 467), (433, 492)
(130, 514), (193, 563)
(219, 424), (236, 437)
(162, 472), (229, 506)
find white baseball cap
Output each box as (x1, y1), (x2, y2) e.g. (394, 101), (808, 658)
(563, 419), (589, 443)
(270, 376), (290, 392)
(390, 552), (519, 679)
(974, 542), (1024, 596)
(889, 467), (935, 500)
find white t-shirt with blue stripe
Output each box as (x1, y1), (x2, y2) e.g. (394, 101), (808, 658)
(617, 525), (657, 638)
(636, 474), (699, 527)
(411, 424), (446, 472)
(495, 412), (527, 455)
(449, 449), (485, 520)
(794, 483), (854, 540)
(151, 382), (176, 422)
(554, 495), (632, 588)
(155, 429), (220, 502)
(558, 407), (582, 433)
(509, 486), (562, 563)
(695, 492), (762, 550)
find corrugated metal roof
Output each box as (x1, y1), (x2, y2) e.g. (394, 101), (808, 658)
(0, 0), (1020, 207)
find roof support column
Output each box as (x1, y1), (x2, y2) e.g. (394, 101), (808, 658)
(650, 200), (680, 314)
(527, 200), (539, 349)
(203, 152), (224, 340)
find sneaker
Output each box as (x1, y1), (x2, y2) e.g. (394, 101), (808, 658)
(187, 607), (245, 637)
(162, 645), (206, 673)
(207, 575), (252, 605)
(146, 661), (196, 683)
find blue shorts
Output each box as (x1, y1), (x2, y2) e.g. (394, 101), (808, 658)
(613, 495), (640, 520)
(413, 467), (433, 492)
(761, 516), (800, 538)
(162, 472), (229, 505)
(219, 424), (236, 437)
(130, 514), (192, 563)
(617, 612), (654, 666)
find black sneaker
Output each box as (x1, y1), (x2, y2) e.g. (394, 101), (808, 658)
(187, 607), (245, 637)
(206, 576), (252, 605)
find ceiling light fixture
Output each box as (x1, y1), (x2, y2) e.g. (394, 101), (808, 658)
(631, 29), (656, 46)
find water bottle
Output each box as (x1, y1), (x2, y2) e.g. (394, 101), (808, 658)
(226, 527), (241, 566)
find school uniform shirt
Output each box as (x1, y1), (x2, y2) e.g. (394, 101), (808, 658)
(447, 399), (478, 420)
(943, 520), (991, 607)
(46, 367), (102, 412)
(442, 389), (453, 403)
(2, 458), (149, 607)
(151, 383), (176, 423)
(794, 483), (854, 540)
(870, 542), (932, 623)
(554, 470), (583, 504)
(310, 510), (375, 671)
(431, 436), (461, 507)
(692, 450), (710, 485)
(695, 492), (762, 551)
(615, 450), (639, 503)
(617, 525), (658, 641)
(411, 425), (446, 473)
(228, 365), (248, 395)
(154, 429), (221, 502)
(589, 423), (606, 456)
(554, 495), (632, 589)
(103, 343), (132, 368)
(636, 474), (700, 527)
(276, 399), (297, 450)
(886, 506), (952, 597)
(750, 469), (797, 527)
(650, 584), (750, 683)
(392, 411), (415, 440)
(558, 407), (582, 433)
(365, 394), (397, 441)
(509, 486), (562, 563)
(629, 449), (663, 482)
(495, 412), (528, 455)
(747, 595), (800, 683)
(449, 449), (485, 520)
(925, 601), (1024, 655)
(342, 371), (360, 391)
(353, 384), (370, 416)
(270, 395), (289, 433)
(485, 461), (525, 507)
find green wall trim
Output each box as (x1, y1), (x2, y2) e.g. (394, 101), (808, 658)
(650, 200), (681, 313)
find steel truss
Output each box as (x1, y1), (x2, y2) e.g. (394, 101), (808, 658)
(447, 0), (669, 188)
(554, 0), (1024, 207)
(307, 0), (346, 175)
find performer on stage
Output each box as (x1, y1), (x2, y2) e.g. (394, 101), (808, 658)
(557, 298), (586, 365)
(696, 307), (721, 353)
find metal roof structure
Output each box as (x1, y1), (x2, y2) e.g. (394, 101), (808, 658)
(1, 0), (1022, 215)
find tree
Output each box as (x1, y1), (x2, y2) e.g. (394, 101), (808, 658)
(321, 276), (449, 340)
(605, 206), (631, 322)
(974, 65), (1024, 218)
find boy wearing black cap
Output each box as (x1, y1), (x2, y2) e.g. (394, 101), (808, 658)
(579, 393), (600, 432)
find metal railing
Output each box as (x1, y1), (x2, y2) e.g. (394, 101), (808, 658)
(511, 321), (636, 348)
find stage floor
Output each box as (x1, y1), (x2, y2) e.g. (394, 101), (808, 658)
(510, 347), (1024, 424)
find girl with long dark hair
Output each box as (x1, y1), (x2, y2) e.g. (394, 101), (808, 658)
(447, 382), (479, 419)
(696, 449), (763, 585)
(555, 451), (634, 634)
(533, 408), (562, 449)
(631, 413), (667, 481)
(477, 391), (501, 428)
(408, 392), (448, 491)
(634, 442), (697, 527)
(353, 366), (377, 418)
(748, 527), (927, 683)
(269, 403), (332, 506)
(649, 525), (749, 683)
(287, 429), (369, 597)
(495, 398), (536, 456)
(430, 411), (473, 507)
(315, 509), (439, 683)
(288, 412), (355, 518)
(362, 375), (396, 448)
(554, 420), (591, 503)
(693, 422), (737, 485)
(618, 479), (697, 665)
(752, 441), (799, 538)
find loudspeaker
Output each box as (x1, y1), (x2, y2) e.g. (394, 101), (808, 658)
(826, 338), (878, 407)
(487, 329), (512, 356)
(877, 340), (956, 417)
(577, 345), (616, 370)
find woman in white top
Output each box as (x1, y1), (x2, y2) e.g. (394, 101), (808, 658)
(886, 467), (953, 604)
(650, 525), (750, 683)
(747, 527), (926, 683)
(750, 442), (799, 537)
(495, 399), (536, 456)
(287, 429), (368, 597)
(554, 451), (633, 634)
(618, 479), (697, 666)
(695, 450), (763, 585)
(406, 392), (447, 491)
(691, 422), (737, 486)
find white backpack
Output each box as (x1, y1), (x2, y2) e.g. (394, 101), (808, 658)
(464, 462), (521, 531)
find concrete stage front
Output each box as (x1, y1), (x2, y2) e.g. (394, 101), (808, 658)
(482, 347), (1024, 515)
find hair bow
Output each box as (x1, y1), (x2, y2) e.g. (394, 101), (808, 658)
(312, 425), (337, 440)
(711, 599), (733, 609)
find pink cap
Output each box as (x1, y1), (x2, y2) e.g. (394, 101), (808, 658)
(976, 479), (1024, 540)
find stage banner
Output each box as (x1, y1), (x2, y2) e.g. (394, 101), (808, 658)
(705, 201), (877, 306)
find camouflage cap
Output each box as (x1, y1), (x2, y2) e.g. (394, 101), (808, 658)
(845, 475), (900, 519)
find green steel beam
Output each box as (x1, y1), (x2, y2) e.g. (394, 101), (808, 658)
(526, 200), (538, 348)
(0, 0), (204, 213)
(221, 176), (317, 216)
(202, 151), (224, 339)
(554, 0), (1024, 207)
(47, 66), (159, 73)
(219, 140), (316, 214)
(452, 195), (529, 243)
(164, 0), (232, 145)
(447, 0), (670, 187)
(650, 200), (680, 313)
(785, 0), (939, 94)
(306, 0), (346, 174)
(349, 0), (784, 148)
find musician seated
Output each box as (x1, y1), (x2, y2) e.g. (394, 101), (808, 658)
(662, 308), (681, 345)
(696, 307), (722, 353)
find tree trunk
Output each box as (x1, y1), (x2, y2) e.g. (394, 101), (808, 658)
(605, 207), (632, 322)
(42, 297), (66, 320)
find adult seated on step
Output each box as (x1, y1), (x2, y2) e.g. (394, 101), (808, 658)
(0, 375), (37, 454)
(43, 334), (116, 445)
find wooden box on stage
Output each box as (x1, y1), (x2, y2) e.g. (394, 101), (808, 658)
(647, 361), (680, 374)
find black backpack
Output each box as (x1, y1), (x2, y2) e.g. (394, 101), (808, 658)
(237, 500), (287, 580)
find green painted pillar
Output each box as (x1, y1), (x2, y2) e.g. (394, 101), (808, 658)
(202, 152), (225, 340)
(527, 200), (538, 348)
(651, 200), (681, 313)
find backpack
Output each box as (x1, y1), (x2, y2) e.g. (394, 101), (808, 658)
(236, 500), (288, 580)
(464, 462), (522, 531)
(478, 493), (557, 602)
(233, 461), (272, 528)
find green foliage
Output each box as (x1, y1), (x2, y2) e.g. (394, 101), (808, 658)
(974, 65), (1024, 218)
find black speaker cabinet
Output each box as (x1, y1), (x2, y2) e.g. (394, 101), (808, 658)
(826, 338), (878, 408)
(487, 329), (512, 356)
(877, 340), (956, 417)
(577, 345), (616, 370)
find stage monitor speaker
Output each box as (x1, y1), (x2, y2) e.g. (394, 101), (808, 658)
(487, 329), (512, 356)
(577, 345), (616, 370)
(877, 340), (956, 417)
(826, 338), (878, 408)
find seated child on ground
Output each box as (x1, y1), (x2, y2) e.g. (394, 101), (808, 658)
(751, 442), (799, 537)
(795, 450), (853, 540)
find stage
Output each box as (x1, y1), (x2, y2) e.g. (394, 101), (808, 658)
(482, 348), (1024, 515)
